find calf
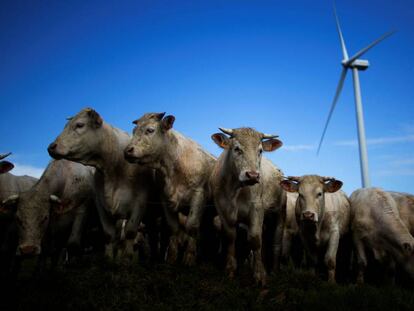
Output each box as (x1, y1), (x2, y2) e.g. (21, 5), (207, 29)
(350, 188), (414, 284)
(210, 127), (285, 286)
(48, 108), (159, 259)
(280, 175), (350, 283)
(1, 159), (95, 268)
(124, 112), (216, 265)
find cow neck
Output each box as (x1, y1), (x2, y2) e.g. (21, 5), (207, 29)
(156, 130), (180, 182)
(97, 123), (128, 179)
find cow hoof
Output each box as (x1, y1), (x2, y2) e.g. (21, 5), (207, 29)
(253, 267), (267, 287)
(166, 241), (178, 264)
(254, 271), (267, 287)
(104, 243), (115, 259)
(327, 270), (336, 284)
(225, 256), (237, 279)
(183, 251), (196, 267)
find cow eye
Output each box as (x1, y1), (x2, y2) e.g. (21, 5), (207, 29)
(75, 122), (85, 129)
(259, 149), (263, 155)
(234, 146), (243, 154)
(146, 128), (155, 134)
(317, 192), (322, 197)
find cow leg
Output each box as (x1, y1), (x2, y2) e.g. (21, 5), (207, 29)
(353, 233), (367, 284)
(273, 212), (285, 272)
(183, 189), (206, 266)
(163, 204), (180, 264)
(249, 207), (266, 286)
(185, 188), (205, 236)
(282, 229), (292, 264)
(183, 235), (197, 266)
(302, 240), (317, 275)
(67, 201), (89, 255)
(125, 194), (147, 239)
(325, 229), (340, 283)
(224, 224), (237, 279)
(94, 192), (116, 258)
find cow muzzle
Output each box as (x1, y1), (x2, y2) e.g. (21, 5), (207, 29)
(19, 245), (40, 256)
(48, 142), (63, 159)
(124, 146), (138, 162)
(302, 211), (317, 222)
(242, 171), (260, 185)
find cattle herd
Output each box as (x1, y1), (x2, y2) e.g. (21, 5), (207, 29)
(1, 107), (414, 288)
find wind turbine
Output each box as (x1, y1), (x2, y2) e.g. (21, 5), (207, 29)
(317, 4), (395, 188)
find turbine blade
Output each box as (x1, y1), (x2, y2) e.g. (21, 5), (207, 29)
(317, 68), (348, 155)
(344, 30), (396, 66)
(333, 2), (349, 60)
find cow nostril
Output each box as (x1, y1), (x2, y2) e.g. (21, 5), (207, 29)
(246, 171), (260, 180)
(303, 212), (314, 220)
(124, 147), (135, 157)
(48, 143), (57, 151)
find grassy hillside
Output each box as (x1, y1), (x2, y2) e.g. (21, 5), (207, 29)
(2, 256), (414, 311)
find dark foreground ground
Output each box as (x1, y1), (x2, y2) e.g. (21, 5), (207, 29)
(1, 256), (414, 311)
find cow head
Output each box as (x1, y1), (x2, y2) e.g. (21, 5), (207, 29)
(280, 175), (343, 224)
(48, 108), (103, 166)
(0, 152), (14, 174)
(2, 192), (53, 256)
(124, 112), (175, 167)
(212, 127), (282, 186)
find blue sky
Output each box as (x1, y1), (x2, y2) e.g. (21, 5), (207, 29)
(1, 0), (413, 194)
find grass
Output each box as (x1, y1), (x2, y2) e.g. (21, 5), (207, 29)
(1, 256), (414, 311)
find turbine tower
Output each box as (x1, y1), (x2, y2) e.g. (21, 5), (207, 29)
(317, 4), (395, 188)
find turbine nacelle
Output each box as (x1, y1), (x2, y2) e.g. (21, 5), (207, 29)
(342, 59), (369, 71)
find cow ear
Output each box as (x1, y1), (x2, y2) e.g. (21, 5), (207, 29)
(324, 179), (343, 193)
(162, 115), (175, 131)
(262, 139), (283, 152)
(0, 161), (14, 174)
(86, 108), (103, 128)
(211, 133), (229, 149)
(280, 180), (299, 193)
(0, 194), (19, 215)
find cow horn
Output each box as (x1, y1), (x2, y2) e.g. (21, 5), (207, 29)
(286, 176), (301, 182)
(262, 133), (279, 139)
(2, 194), (19, 205)
(219, 127), (234, 136)
(153, 112), (166, 121)
(0, 152), (11, 160)
(66, 116), (74, 121)
(50, 195), (62, 204)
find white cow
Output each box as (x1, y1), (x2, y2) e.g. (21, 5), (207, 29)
(281, 175), (350, 283)
(350, 188), (414, 284)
